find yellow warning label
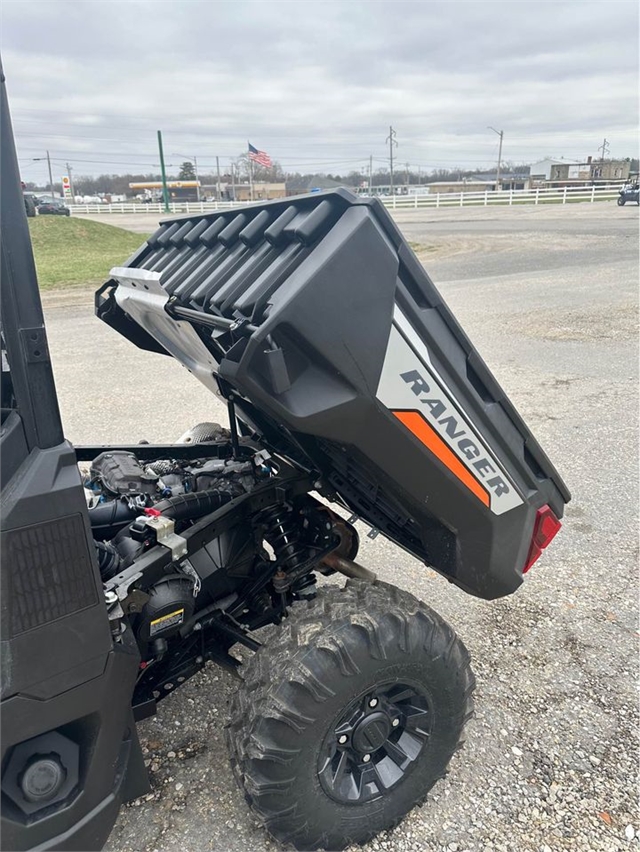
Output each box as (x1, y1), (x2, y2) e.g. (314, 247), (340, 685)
(149, 608), (185, 636)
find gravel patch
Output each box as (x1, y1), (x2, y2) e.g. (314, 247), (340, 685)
(504, 303), (638, 342)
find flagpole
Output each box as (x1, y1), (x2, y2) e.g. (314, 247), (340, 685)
(248, 141), (254, 201)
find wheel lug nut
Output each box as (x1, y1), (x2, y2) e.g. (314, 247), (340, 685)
(362, 754), (371, 763)
(338, 735), (348, 744)
(392, 718), (400, 727)
(368, 698), (378, 708)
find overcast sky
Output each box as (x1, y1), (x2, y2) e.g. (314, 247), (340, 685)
(2, 0), (638, 183)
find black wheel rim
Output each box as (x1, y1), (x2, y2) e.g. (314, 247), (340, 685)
(318, 680), (431, 804)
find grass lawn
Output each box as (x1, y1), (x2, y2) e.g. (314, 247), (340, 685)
(29, 217), (150, 290)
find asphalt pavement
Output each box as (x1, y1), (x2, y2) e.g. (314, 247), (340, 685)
(41, 202), (639, 852)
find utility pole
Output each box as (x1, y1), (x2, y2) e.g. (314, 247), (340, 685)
(32, 151), (55, 199)
(368, 154), (373, 195)
(488, 127), (504, 191)
(65, 162), (75, 200)
(216, 156), (222, 202)
(405, 162), (410, 186)
(385, 125), (397, 196)
(598, 138), (610, 162)
(193, 155), (200, 201)
(46, 151), (54, 199)
(157, 130), (170, 213)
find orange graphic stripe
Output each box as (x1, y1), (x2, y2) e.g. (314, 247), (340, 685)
(393, 410), (490, 507)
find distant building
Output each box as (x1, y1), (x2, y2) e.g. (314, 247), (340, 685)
(589, 159), (630, 181)
(129, 180), (201, 201)
(422, 172), (529, 194)
(530, 157), (630, 186)
(468, 171), (530, 191)
(529, 159), (582, 182)
(232, 182), (286, 201)
(424, 180), (490, 194)
(353, 185), (398, 196)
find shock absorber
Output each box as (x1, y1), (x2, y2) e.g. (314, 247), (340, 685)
(258, 504), (307, 579)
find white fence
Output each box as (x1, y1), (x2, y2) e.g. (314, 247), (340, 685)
(67, 184), (623, 216)
(378, 184), (622, 209)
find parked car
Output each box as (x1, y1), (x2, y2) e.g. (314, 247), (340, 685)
(617, 184), (639, 206)
(36, 197), (71, 216)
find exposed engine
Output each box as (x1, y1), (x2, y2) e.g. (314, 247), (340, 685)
(83, 424), (270, 658)
(83, 423), (362, 681)
(86, 449), (258, 545)
(87, 450), (260, 571)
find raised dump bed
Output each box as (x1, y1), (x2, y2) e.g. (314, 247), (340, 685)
(97, 189), (570, 600)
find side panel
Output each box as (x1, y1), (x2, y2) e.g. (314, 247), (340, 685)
(0, 442), (149, 852)
(1, 444), (114, 700)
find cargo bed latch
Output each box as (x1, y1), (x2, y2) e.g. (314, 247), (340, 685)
(264, 346), (291, 394)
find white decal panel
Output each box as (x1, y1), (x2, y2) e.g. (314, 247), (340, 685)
(376, 308), (523, 515)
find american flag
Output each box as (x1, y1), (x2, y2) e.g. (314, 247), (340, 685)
(248, 143), (272, 168)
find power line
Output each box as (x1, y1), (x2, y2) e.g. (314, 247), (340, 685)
(15, 123), (629, 172)
(19, 155), (373, 171)
(17, 148), (374, 165)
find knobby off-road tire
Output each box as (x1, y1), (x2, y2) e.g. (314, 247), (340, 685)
(226, 579), (475, 850)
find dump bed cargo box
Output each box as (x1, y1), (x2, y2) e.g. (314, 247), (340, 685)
(97, 189), (570, 599)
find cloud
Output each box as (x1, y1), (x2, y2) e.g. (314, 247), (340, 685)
(2, 0), (637, 180)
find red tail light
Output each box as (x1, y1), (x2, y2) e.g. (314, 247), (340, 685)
(523, 505), (562, 573)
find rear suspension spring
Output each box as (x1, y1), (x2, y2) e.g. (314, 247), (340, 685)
(258, 504), (307, 575)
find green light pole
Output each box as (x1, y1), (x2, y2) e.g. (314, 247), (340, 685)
(157, 130), (170, 212)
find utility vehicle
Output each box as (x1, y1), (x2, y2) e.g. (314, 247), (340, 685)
(1, 66), (569, 852)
